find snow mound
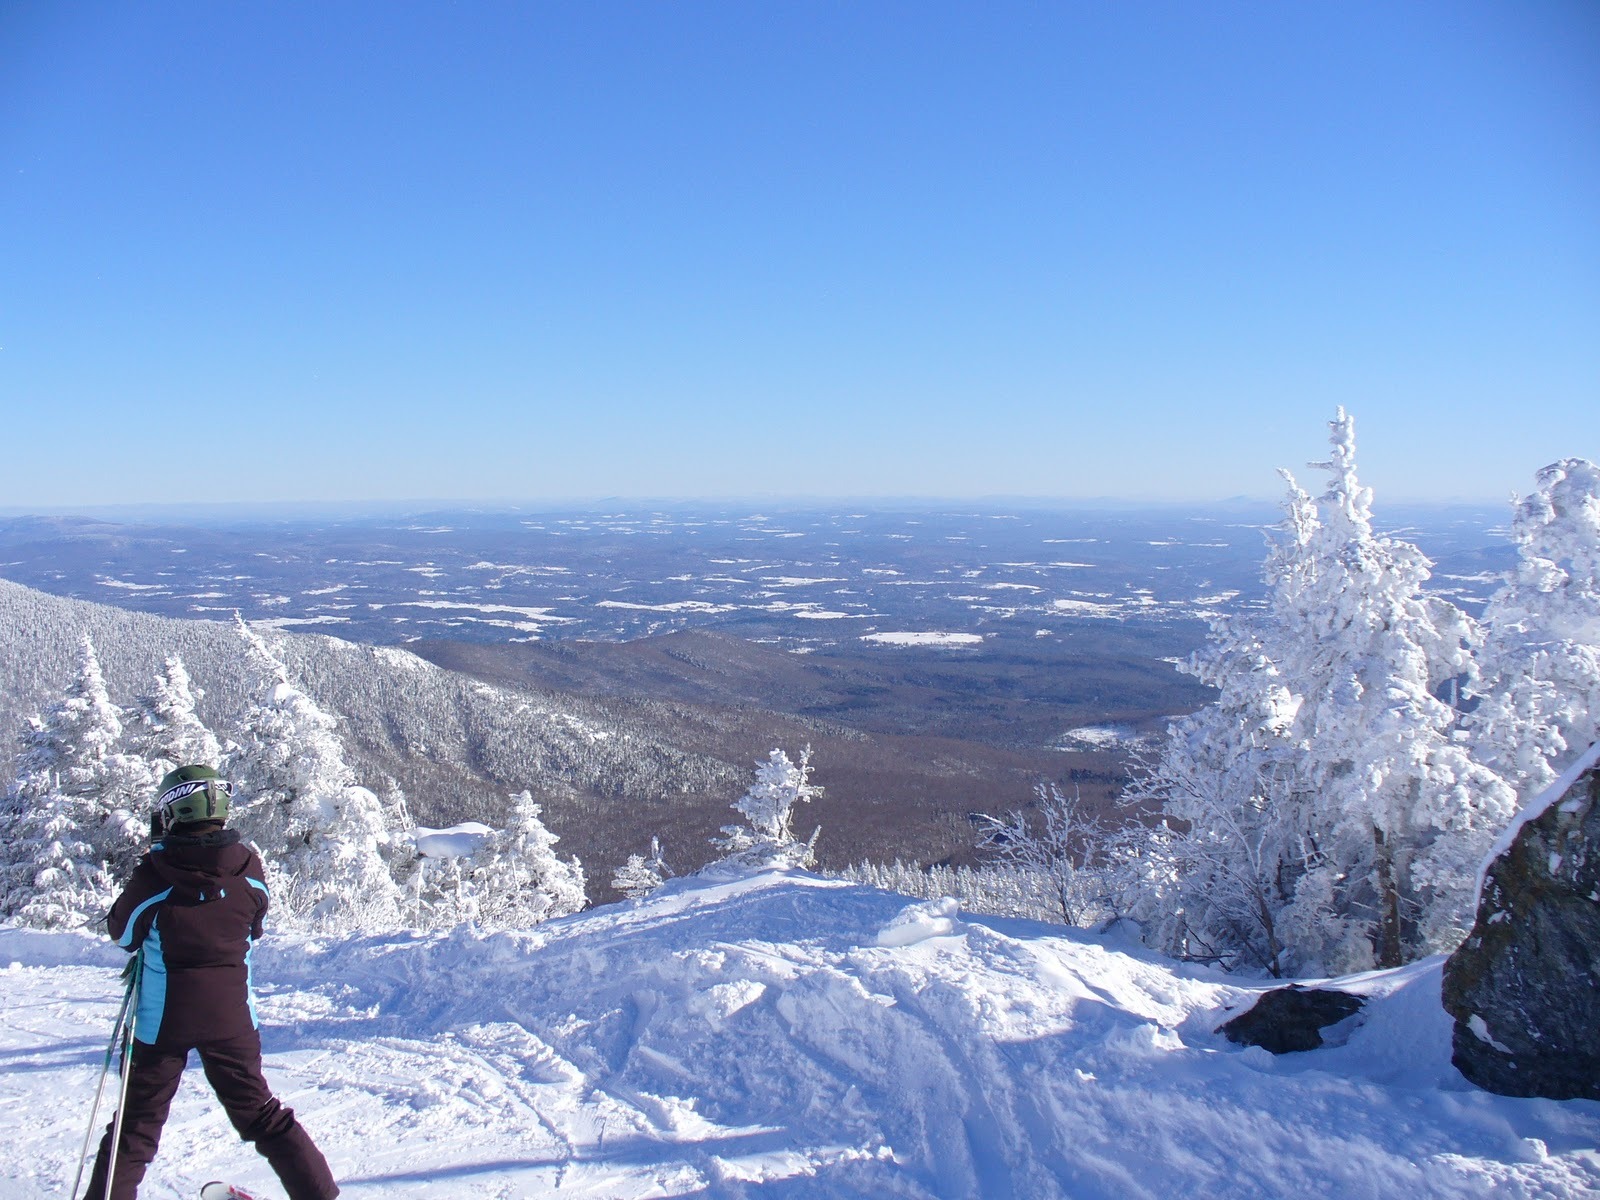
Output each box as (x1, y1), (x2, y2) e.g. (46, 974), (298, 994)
(411, 821), (495, 859)
(2, 870), (1597, 1198)
(874, 895), (966, 946)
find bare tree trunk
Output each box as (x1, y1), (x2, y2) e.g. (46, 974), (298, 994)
(1254, 887), (1284, 979)
(1372, 825), (1404, 969)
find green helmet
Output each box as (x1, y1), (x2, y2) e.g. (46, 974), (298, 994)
(155, 764), (233, 831)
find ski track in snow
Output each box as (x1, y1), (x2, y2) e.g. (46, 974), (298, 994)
(2, 871), (1597, 1199)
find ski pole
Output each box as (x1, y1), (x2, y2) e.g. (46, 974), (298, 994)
(101, 953), (143, 1200)
(68, 963), (137, 1200)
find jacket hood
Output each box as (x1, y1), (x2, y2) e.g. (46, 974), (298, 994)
(147, 828), (254, 898)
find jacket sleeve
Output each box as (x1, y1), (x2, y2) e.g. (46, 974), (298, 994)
(106, 860), (169, 952)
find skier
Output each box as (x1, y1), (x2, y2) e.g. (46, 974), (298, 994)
(81, 765), (339, 1200)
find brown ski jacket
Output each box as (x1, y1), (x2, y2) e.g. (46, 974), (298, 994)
(107, 826), (270, 1047)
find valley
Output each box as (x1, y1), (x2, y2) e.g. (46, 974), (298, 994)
(0, 502), (1511, 890)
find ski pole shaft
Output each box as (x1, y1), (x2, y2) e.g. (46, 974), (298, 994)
(102, 954), (142, 1200)
(68, 967), (137, 1200)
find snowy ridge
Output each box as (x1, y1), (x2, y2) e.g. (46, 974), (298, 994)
(0, 576), (738, 836)
(4, 870), (1596, 1199)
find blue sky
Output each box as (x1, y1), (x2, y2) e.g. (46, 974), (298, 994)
(2, 1), (1595, 508)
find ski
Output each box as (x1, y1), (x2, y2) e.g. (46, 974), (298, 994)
(200, 1184), (269, 1200)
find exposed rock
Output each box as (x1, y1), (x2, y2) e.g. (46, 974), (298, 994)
(1441, 744), (1600, 1100)
(1219, 986), (1364, 1054)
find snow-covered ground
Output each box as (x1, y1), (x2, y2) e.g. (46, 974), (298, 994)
(3, 870), (1595, 1199)
(859, 632), (985, 648)
(1051, 724), (1146, 751)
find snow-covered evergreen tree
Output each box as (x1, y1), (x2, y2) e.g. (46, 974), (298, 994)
(1130, 411), (1516, 973)
(469, 790), (587, 929)
(612, 837), (673, 900)
(1122, 472), (1366, 974)
(0, 636), (151, 927)
(130, 653), (223, 776)
(1119, 602), (1307, 972)
(1272, 412), (1516, 968)
(227, 615), (402, 932)
(408, 850), (477, 929)
(0, 742), (111, 929)
(1469, 458), (1600, 800)
(376, 778), (421, 894)
(714, 746), (822, 869)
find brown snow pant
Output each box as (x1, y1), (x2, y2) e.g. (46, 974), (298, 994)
(81, 1030), (338, 1200)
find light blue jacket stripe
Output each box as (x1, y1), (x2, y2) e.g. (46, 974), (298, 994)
(246, 877), (267, 1027)
(245, 938), (260, 1028)
(117, 888), (173, 949)
(134, 925), (168, 1045)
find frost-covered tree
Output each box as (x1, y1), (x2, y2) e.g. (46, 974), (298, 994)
(612, 836), (673, 900)
(977, 784), (1112, 927)
(714, 746), (822, 869)
(469, 790), (587, 929)
(829, 859), (1064, 923)
(1119, 608), (1306, 972)
(1121, 474), (1365, 975)
(408, 847), (477, 929)
(1130, 411), (1516, 973)
(0, 636), (151, 926)
(0, 748), (111, 929)
(375, 778), (421, 891)
(130, 654), (223, 776)
(1272, 412), (1517, 968)
(227, 616), (402, 931)
(406, 857), (467, 928)
(1469, 458), (1600, 800)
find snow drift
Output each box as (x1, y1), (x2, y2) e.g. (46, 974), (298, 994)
(2, 870), (1596, 1199)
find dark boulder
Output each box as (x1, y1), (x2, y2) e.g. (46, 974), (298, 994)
(1219, 985), (1364, 1054)
(1441, 746), (1600, 1100)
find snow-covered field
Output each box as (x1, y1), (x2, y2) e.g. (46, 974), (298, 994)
(3, 871), (1595, 1199)
(859, 632), (985, 648)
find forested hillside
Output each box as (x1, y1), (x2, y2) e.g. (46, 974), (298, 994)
(0, 578), (1148, 887)
(0, 578), (735, 864)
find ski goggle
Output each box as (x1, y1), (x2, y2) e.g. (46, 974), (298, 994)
(156, 778), (234, 821)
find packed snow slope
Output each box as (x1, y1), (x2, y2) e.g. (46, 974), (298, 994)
(3, 870), (1596, 1199)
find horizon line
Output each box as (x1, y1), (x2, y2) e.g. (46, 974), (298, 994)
(0, 492), (1518, 524)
